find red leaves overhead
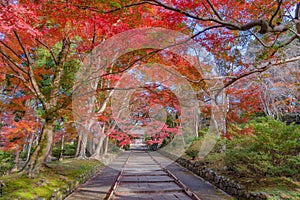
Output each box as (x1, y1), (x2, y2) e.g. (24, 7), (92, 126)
(0, 3), (41, 37)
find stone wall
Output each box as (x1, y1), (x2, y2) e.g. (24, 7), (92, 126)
(159, 150), (269, 200)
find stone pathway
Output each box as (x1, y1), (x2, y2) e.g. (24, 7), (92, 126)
(66, 150), (234, 200)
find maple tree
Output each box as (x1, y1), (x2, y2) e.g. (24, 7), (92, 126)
(0, 0), (186, 175)
(0, 1), (122, 175)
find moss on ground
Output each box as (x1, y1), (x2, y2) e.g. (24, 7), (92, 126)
(0, 159), (104, 199)
(253, 177), (300, 200)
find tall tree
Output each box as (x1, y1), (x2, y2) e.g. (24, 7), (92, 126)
(0, 0), (185, 176)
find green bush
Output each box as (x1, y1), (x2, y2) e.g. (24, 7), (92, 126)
(225, 117), (300, 179)
(185, 138), (202, 159)
(52, 143), (76, 158)
(20, 148), (35, 160)
(0, 151), (14, 176)
(63, 143), (76, 156)
(160, 137), (171, 148)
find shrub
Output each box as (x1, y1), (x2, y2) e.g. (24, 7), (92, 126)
(20, 148), (35, 160)
(225, 117), (300, 179)
(0, 151), (14, 176)
(52, 142), (76, 158)
(185, 138), (202, 159)
(63, 143), (76, 156)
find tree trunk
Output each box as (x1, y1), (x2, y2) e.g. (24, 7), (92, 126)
(11, 150), (20, 172)
(92, 136), (105, 159)
(75, 132), (82, 157)
(75, 125), (89, 158)
(77, 132), (88, 159)
(104, 136), (109, 155)
(90, 126), (105, 159)
(25, 132), (34, 163)
(59, 133), (65, 161)
(23, 120), (54, 177)
(76, 120), (95, 159)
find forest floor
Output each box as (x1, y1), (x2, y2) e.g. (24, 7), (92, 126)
(0, 159), (104, 199)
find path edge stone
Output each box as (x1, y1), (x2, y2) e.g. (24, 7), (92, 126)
(51, 152), (123, 200)
(50, 161), (104, 200)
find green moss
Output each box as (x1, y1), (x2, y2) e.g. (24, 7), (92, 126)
(246, 177), (300, 200)
(185, 139), (203, 159)
(0, 159), (104, 199)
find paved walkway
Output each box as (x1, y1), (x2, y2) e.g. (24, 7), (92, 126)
(66, 150), (234, 200)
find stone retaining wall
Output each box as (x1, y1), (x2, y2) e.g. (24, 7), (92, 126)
(159, 150), (269, 200)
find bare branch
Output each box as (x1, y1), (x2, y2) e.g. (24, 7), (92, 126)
(35, 39), (58, 65)
(0, 40), (23, 60)
(295, 3), (300, 37)
(269, 0), (283, 27)
(92, 23), (96, 49)
(73, 1), (157, 14)
(100, 49), (161, 78)
(0, 47), (27, 74)
(206, 0), (222, 20)
(273, 55), (300, 65)
(13, 31), (49, 108)
(1, 61), (36, 95)
(1, 62), (26, 83)
(146, 0), (296, 34)
(277, 34), (297, 48)
(191, 25), (223, 39)
(105, 1), (158, 14)
(248, 30), (272, 48)
(217, 55), (300, 97)
(14, 31), (32, 65)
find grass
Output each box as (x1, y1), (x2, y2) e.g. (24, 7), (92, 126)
(0, 159), (104, 199)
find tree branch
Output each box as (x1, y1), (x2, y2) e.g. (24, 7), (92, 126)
(0, 60), (36, 95)
(206, 0), (222, 20)
(217, 55), (300, 97)
(248, 30), (272, 47)
(146, 0), (296, 34)
(14, 31), (32, 65)
(277, 34), (297, 48)
(50, 37), (70, 106)
(0, 40), (23, 61)
(0, 47), (27, 74)
(13, 31), (49, 108)
(191, 25), (223, 39)
(269, 0), (283, 27)
(35, 39), (58, 65)
(73, 1), (157, 14)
